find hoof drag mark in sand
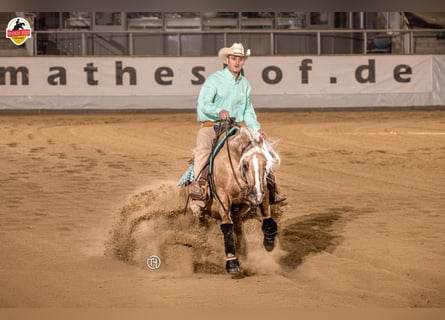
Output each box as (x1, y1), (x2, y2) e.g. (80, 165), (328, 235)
(278, 207), (355, 272)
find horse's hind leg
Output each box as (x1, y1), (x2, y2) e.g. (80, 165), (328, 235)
(262, 217), (278, 252)
(220, 223), (240, 274)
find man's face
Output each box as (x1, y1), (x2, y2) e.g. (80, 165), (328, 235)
(226, 55), (246, 76)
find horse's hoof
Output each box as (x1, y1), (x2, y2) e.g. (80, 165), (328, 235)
(226, 258), (240, 274)
(263, 237), (275, 252)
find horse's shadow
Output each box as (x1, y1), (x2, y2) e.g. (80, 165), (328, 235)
(277, 206), (354, 272)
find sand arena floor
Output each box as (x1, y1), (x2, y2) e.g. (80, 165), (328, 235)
(0, 109), (444, 309)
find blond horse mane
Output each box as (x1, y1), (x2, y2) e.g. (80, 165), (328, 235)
(235, 127), (281, 174)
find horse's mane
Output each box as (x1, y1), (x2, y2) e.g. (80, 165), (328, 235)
(235, 127), (281, 174)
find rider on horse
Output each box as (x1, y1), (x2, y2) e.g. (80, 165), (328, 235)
(189, 42), (286, 211)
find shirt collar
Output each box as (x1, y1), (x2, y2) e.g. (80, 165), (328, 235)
(223, 67), (243, 82)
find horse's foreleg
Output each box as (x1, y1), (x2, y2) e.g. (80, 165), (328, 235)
(233, 218), (247, 259)
(258, 199), (278, 252)
(220, 223), (240, 274)
(262, 217), (278, 251)
(217, 195), (241, 275)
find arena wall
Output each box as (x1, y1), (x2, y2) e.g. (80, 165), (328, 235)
(1, 55), (444, 110)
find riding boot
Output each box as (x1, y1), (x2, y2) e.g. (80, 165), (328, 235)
(188, 166), (209, 201)
(267, 172), (286, 204)
(188, 179), (206, 200)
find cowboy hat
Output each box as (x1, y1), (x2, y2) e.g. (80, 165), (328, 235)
(218, 43), (251, 63)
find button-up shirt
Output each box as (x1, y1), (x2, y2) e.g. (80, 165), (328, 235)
(197, 67), (261, 131)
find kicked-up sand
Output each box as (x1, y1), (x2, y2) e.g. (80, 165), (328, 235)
(0, 109), (444, 310)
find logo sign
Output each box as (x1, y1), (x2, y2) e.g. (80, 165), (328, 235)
(6, 17), (32, 46)
(146, 255), (161, 270)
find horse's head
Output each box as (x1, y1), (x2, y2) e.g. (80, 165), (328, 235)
(238, 129), (281, 206)
(240, 147), (268, 205)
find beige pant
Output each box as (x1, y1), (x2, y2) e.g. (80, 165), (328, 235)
(193, 126), (216, 178)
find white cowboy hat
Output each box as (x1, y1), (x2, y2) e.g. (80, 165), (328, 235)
(218, 43), (251, 63)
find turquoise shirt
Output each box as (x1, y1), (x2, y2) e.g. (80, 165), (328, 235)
(197, 67), (261, 131)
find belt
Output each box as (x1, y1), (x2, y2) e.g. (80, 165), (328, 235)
(201, 121), (216, 127)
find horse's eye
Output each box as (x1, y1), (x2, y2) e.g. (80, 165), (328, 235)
(243, 163), (249, 171)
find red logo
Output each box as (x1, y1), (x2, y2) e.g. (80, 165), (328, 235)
(6, 17), (32, 46)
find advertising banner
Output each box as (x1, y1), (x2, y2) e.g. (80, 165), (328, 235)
(0, 55), (443, 109)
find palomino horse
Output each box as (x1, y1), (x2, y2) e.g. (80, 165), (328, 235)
(185, 121), (281, 275)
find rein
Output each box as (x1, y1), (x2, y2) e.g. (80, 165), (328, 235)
(209, 125), (240, 175)
(208, 119), (240, 215)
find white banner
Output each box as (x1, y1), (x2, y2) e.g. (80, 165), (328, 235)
(248, 55), (432, 94)
(0, 55), (433, 96)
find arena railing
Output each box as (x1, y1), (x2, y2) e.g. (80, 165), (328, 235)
(31, 28), (445, 56)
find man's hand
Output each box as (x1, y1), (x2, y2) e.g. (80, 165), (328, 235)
(219, 110), (230, 120)
(258, 129), (267, 139)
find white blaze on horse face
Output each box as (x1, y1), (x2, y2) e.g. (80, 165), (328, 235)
(252, 155), (263, 203)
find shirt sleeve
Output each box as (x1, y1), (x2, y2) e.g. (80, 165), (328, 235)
(197, 75), (223, 121)
(242, 84), (261, 131)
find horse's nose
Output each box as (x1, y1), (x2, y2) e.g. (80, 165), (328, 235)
(249, 188), (264, 205)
